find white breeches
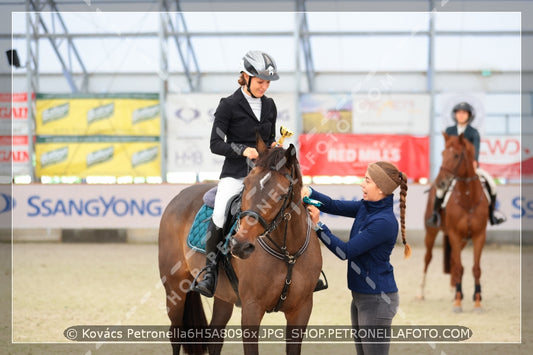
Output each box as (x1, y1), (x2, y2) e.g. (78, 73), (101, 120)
(476, 167), (496, 196)
(212, 177), (244, 228)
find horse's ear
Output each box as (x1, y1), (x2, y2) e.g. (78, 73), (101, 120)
(256, 131), (267, 155)
(284, 144), (297, 168)
(442, 131), (449, 141)
(458, 133), (465, 143)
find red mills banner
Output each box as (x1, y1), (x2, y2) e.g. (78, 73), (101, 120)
(298, 134), (429, 180)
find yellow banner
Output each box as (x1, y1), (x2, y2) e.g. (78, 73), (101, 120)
(35, 140), (161, 177)
(36, 95), (160, 136)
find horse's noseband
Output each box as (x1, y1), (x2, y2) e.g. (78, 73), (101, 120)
(237, 172), (294, 238)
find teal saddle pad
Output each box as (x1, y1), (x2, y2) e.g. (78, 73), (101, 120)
(187, 204), (213, 253)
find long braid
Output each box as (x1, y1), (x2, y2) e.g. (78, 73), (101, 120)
(375, 161), (411, 259)
(399, 172), (411, 259)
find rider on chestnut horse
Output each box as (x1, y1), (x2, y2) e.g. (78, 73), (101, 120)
(426, 101), (506, 228)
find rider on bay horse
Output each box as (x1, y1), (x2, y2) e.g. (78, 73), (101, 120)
(192, 50), (281, 297)
(426, 101), (507, 228)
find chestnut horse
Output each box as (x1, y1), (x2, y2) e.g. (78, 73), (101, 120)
(158, 136), (322, 355)
(418, 133), (489, 312)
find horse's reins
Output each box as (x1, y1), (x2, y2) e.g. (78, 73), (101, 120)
(236, 170), (310, 312)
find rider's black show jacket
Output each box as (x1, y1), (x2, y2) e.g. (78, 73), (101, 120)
(210, 88), (277, 179)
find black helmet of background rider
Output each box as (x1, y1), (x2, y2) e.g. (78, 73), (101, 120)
(240, 50), (279, 98)
(451, 102), (476, 124)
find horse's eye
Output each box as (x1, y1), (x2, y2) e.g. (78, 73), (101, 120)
(454, 154), (459, 159)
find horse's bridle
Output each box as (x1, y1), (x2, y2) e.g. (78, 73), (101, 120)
(235, 169), (311, 313)
(439, 145), (478, 182)
(237, 172), (295, 239)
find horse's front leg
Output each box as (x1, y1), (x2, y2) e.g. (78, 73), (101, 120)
(284, 297), (313, 355)
(448, 233), (466, 313)
(241, 300), (266, 355)
(472, 230), (486, 312)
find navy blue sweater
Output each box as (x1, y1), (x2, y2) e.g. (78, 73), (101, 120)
(310, 188), (398, 294)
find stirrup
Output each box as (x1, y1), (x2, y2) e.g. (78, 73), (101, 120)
(189, 265), (210, 292)
(314, 270), (328, 292)
(191, 266), (218, 297)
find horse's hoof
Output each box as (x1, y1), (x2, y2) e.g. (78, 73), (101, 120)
(473, 306), (483, 313)
(453, 306), (463, 313)
(415, 294), (425, 301)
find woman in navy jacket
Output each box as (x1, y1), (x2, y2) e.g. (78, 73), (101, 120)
(303, 161), (411, 355)
(193, 50), (279, 297)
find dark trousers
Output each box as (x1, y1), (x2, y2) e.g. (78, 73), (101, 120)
(351, 291), (399, 355)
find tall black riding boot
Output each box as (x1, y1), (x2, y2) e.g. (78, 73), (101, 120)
(426, 195), (444, 228)
(192, 220), (224, 297)
(489, 194), (506, 225)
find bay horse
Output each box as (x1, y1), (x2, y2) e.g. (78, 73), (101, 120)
(417, 132), (489, 312)
(158, 135), (322, 355)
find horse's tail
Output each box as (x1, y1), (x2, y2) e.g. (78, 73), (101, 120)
(182, 290), (208, 355)
(443, 234), (451, 274)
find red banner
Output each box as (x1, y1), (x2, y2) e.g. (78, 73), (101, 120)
(298, 134), (429, 180)
(479, 135), (530, 181)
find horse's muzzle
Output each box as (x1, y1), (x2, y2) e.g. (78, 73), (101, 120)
(230, 237), (255, 259)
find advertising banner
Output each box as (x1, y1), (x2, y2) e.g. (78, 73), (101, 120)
(479, 135), (529, 181)
(0, 135), (31, 176)
(0, 92), (31, 135)
(166, 93), (297, 173)
(300, 94), (352, 134)
(299, 134), (429, 180)
(6, 183), (522, 230)
(167, 136), (224, 173)
(166, 93), (219, 138)
(352, 94), (430, 135)
(35, 93), (160, 136)
(35, 136), (160, 177)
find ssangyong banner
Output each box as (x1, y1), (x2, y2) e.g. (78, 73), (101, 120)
(6, 183), (522, 230)
(479, 135), (532, 181)
(299, 134), (429, 180)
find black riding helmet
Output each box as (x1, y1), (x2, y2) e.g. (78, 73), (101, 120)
(451, 102), (476, 123)
(240, 50), (279, 98)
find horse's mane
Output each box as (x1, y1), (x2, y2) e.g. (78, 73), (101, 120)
(254, 147), (303, 188)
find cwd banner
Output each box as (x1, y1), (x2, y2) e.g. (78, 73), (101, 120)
(35, 93), (160, 136)
(298, 134), (429, 180)
(479, 135), (532, 181)
(166, 93), (297, 173)
(35, 136), (160, 177)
